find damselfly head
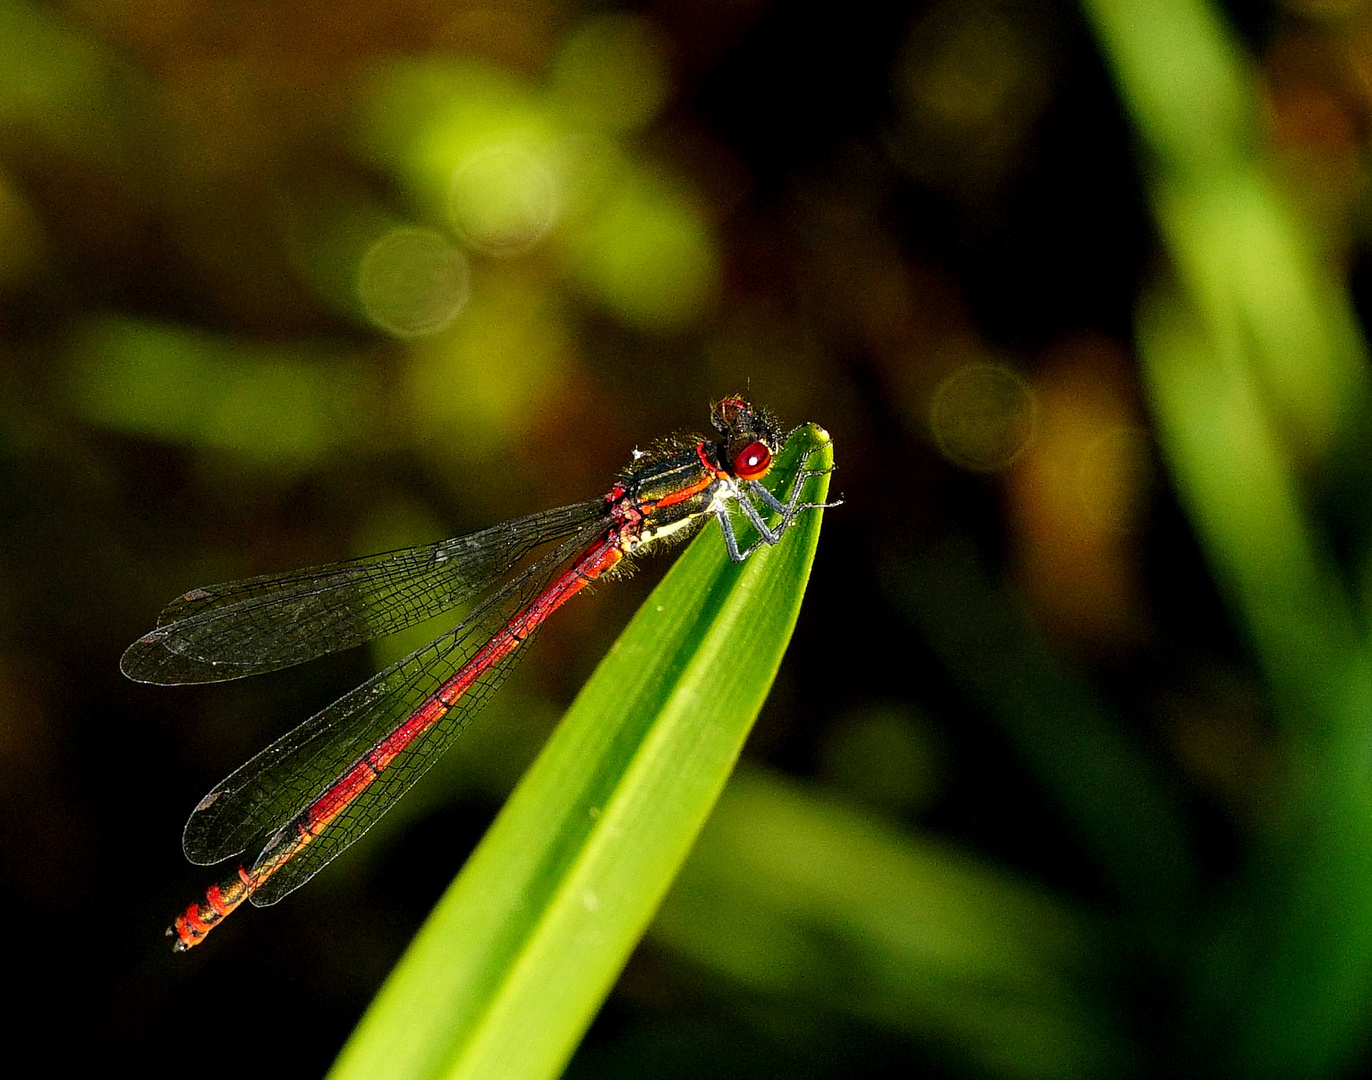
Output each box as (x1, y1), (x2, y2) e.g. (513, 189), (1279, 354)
(710, 397), (783, 480)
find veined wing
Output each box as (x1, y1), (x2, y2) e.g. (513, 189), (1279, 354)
(180, 518), (610, 903)
(121, 500), (607, 685)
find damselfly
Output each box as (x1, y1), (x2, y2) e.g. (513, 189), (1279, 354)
(124, 398), (836, 949)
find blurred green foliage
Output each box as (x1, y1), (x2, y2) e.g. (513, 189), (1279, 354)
(9, 0), (1372, 1078)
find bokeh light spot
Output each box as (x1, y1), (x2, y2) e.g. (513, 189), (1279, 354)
(930, 362), (1037, 471)
(357, 226), (470, 338)
(362, 59), (560, 223)
(448, 142), (560, 255)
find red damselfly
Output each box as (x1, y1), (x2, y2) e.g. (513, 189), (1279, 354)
(124, 398), (837, 949)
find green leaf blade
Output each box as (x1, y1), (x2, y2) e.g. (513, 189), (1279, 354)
(329, 422), (835, 1080)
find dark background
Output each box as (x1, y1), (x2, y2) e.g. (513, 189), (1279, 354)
(3, 0), (1370, 1076)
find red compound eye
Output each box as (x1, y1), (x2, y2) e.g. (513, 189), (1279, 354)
(732, 440), (771, 480)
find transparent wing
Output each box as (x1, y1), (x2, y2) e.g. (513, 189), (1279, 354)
(180, 520), (610, 906)
(121, 500), (606, 685)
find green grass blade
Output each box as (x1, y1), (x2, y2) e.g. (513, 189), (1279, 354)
(1083, 0), (1372, 1072)
(328, 422), (835, 1080)
(652, 768), (1127, 1080)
